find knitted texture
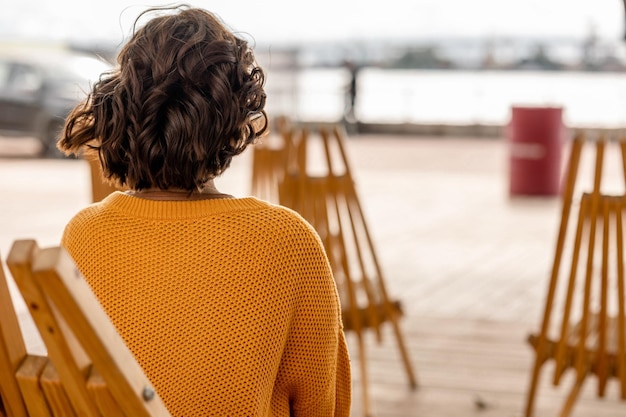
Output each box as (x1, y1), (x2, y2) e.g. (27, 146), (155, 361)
(61, 192), (351, 416)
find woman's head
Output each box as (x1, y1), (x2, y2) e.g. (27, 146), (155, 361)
(58, 5), (268, 191)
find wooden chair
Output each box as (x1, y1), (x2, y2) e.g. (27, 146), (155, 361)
(86, 155), (124, 202)
(1, 240), (170, 416)
(250, 116), (295, 203)
(276, 124), (417, 417)
(525, 133), (626, 417)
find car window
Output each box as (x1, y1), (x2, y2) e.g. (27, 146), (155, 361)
(10, 64), (43, 97)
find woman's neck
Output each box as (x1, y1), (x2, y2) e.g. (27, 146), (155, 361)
(126, 182), (233, 201)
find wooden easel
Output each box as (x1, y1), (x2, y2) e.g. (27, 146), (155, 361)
(254, 123), (417, 417)
(525, 131), (626, 417)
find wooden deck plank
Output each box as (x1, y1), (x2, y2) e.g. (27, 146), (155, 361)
(351, 316), (626, 416)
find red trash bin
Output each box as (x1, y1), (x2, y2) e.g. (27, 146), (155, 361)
(507, 106), (565, 196)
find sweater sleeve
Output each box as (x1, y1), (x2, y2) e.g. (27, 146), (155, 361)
(333, 328), (352, 416)
(276, 219), (352, 416)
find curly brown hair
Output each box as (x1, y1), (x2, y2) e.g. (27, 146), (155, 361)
(58, 5), (268, 191)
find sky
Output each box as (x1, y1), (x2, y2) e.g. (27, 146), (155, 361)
(1, 0), (625, 46)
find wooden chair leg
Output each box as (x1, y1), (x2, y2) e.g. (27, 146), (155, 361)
(559, 374), (586, 417)
(355, 332), (372, 417)
(389, 313), (417, 390)
(596, 196), (611, 397)
(574, 141), (605, 382)
(524, 362), (544, 417)
(554, 193), (590, 384)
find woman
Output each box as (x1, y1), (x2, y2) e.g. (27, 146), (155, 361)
(58, 5), (351, 416)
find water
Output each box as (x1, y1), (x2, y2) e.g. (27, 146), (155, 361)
(263, 68), (626, 128)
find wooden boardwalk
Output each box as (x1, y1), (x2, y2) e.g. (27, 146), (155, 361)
(2, 134), (626, 416)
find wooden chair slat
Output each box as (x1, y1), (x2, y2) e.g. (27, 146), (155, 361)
(0, 256), (29, 417)
(15, 355), (52, 417)
(86, 368), (126, 417)
(39, 361), (76, 416)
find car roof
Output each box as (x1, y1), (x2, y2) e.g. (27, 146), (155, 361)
(0, 44), (112, 81)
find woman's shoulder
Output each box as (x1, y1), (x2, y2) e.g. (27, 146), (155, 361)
(248, 198), (314, 228)
(243, 197), (322, 242)
(62, 197), (115, 236)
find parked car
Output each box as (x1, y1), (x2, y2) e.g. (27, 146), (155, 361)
(0, 47), (111, 157)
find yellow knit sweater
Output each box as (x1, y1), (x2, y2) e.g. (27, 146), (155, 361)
(61, 192), (351, 416)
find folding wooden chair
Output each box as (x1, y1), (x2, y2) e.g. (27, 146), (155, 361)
(277, 124), (417, 417)
(2, 240), (171, 416)
(525, 133), (626, 417)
